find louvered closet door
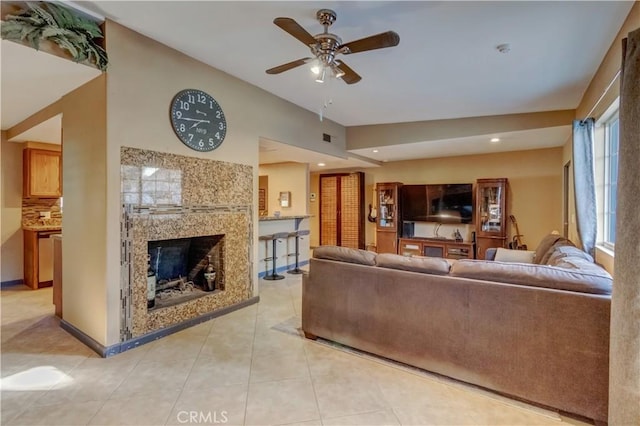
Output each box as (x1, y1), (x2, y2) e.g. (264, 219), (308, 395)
(320, 172), (364, 249)
(320, 176), (338, 246)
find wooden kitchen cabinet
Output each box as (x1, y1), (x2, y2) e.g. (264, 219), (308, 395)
(23, 148), (62, 198)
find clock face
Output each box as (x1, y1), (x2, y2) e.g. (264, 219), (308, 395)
(170, 89), (227, 152)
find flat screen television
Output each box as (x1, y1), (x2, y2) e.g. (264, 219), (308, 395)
(401, 183), (473, 224)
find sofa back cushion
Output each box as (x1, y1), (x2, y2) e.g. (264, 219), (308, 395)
(376, 253), (451, 275)
(450, 259), (612, 295)
(313, 245), (377, 266)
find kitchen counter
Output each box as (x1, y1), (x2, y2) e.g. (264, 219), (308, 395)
(22, 223), (62, 232)
(259, 215), (313, 221)
(258, 215), (311, 277)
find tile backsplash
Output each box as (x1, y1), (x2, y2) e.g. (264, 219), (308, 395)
(22, 198), (62, 227)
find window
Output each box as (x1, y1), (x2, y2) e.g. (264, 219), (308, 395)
(603, 112), (619, 249)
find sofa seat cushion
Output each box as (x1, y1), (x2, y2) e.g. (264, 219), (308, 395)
(313, 245), (377, 266)
(450, 259), (612, 295)
(376, 253), (451, 275)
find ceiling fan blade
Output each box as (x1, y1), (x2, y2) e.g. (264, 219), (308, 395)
(335, 60), (362, 84)
(266, 57), (312, 74)
(340, 31), (400, 54)
(273, 17), (317, 46)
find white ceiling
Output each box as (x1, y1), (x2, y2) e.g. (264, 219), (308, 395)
(1, 1), (633, 168)
(8, 114), (62, 143)
(260, 137), (379, 172)
(350, 125), (572, 162)
(81, 1), (633, 127)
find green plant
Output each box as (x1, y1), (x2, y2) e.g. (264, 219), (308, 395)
(1, 1), (108, 71)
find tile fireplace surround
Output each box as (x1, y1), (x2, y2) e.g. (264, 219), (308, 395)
(120, 147), (253, 341)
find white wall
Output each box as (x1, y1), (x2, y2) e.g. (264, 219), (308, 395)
(1, 135), (24, 282)
(93, 21), (347, 345)
(258, 163), (309, 216)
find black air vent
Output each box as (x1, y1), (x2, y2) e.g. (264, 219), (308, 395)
(322, 133), (331, 143)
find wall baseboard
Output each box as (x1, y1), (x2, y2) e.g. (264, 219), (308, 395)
(61, 296), (260, 358)
(0, 279), (24, 288)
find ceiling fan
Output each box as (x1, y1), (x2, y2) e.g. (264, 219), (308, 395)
(266, 9), (400, 84)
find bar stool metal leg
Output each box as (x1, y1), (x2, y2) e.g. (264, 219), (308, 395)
(288, 230), (309, 274)
(264, 232), (287, 280)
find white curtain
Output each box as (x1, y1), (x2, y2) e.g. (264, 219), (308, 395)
(572, 118), (597, 257)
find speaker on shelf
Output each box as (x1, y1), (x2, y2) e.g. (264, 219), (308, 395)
(402, 221), (415, 238)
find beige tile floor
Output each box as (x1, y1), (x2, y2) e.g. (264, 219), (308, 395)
(1, 275), (591, 426)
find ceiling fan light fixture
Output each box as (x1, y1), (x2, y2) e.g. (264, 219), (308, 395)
(315, 67), (326, 83)
(331, 64), (345, 79)
(310, 59), (321, 75)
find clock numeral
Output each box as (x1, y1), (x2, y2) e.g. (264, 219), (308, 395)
(188, 134), (194, 142)
(219, 122), (225, 130)
(199, 139), (204, 147)
(216, 111), (221, 119)
(208, 138), (214, 146)
(176, 111), (182, 119)
(180, 124), (186, 132)
(187, 94), (195, 104)
(179, 101), (190, 111)
(215, 132), (221, 140)
(198, 94), (206, 104)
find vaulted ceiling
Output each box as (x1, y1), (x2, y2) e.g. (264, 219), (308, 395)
(2, 1), (634, 166)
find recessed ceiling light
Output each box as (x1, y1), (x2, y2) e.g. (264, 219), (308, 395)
(490, 138), (500, 143)
(317, 162), (326, 167)
(373, 149), (379, 153)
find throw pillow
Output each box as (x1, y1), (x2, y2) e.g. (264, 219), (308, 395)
(538, 239), (576, 265)
(547, 245), (594, 266)
(534, 234), (565, 264)
(494, 248), (536, 264)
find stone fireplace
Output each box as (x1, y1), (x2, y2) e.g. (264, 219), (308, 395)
(120, 147), (253, 340)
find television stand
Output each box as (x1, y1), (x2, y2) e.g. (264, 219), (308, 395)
(398, 237), (474, 260)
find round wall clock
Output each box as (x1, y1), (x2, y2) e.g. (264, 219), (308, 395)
(169, 89), (227, 152)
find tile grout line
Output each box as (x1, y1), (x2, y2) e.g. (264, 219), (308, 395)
(160, 319), (215, 426)
(298, 282), (324, 426)
(242, 300), (260, 425)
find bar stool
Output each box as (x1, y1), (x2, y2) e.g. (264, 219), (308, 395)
(260, 232), (288, 280)
(287, 229), (310, 274)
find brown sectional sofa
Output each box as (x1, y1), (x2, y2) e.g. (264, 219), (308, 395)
(302, 235), (612, 423)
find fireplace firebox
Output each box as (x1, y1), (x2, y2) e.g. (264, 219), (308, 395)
(147, 234), (225, 310)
